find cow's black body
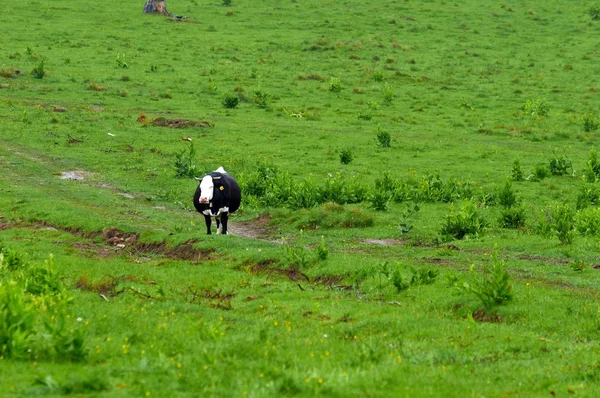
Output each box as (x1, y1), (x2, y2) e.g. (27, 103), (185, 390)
(193, 171), (241, 235)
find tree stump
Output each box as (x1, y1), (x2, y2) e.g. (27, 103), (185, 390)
(143, 0), (171, 16)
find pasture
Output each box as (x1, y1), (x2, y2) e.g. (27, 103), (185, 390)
(1, 0), (600, 396)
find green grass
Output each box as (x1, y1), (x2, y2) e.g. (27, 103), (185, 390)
(1, 0), (600, 396)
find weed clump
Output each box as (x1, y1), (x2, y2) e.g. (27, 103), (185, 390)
(222, 93), (240, 108)
(31, 61), (45, 79)
(376, 125), (391, 148)
(0, 246), (87, 362)
(339, 149), (353, 165)
(174, 142), (199, 178)
(440, 201), (487, 240)
(457, 247), (512, 311)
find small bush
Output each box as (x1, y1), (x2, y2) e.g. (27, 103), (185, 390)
(589, 3), (600, 20)
(329, 77), (341, 93)
(0, 280), (37, 359)
(369, 190), (392, 211)
(575, 207), (600, 236)
(553, 204), (576, 244)
(440, 201), (487, 240)
(252, 90), (270, 108)
(376, 125), (392, 148)
(530, 164), (550, 181)
(339, 149), (353, 165)
(499, 206), (526, 229)
(511, 158), (524, 181)
(576, 184), (600, 209)
(548, 151), (572, 176)
(174, 143), (199, 178)
(582, 113), (599, 132)
(496, 180), (519, 208)
(316, 236), (329, 261)
(115, 54), (128, 68)
(458, 247), (512, 310)
(399, 202), (420, 235)
(583, 148), (600, 182)
(522, 98), (548, 117)
(282, 231), (312, 269)
(222, 93), (240, 108)
(383, 84), (394, 104)
(31, 61), (45, 79)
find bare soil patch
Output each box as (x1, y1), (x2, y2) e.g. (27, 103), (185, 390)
(137, 113), (213, 128)
(229, 214), (280, 243)
(102, 226), (215, 262)
(472, 309), (504, 323)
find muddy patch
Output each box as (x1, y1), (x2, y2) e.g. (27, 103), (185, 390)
(472, 309), (504, 323)
(515, 254), (570, 265)
(241, 258), (346, 288)
(137, 113), (213, 128)
(75, 273), (137, 296)
(229, 214), (280, 243)
(102, 226), (215, 262)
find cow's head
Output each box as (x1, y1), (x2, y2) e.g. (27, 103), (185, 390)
(198, 174), (223, 204)
(198, 174), (216, 204)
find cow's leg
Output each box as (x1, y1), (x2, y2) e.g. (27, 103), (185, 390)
(204, 215), (212, 235)
(216, 216), (222, 235)
(220, 213), (229, 235)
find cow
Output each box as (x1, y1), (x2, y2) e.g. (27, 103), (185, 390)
(193, 167), (241, 235)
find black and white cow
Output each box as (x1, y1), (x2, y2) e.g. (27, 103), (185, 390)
(193, 167), (241, 235)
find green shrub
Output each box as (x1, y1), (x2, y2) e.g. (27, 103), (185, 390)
(42, 305), (87, 362)
(383, 83), (394, 104)
(282, 231), (313, 269)
(589, 3), (600, 20)
(31, 61), (45, 79)
(548, 151), (572, 176)
(459, 248), (512, 310)
(522, 98), (548, 117)
(115, 54), (128, 68)
(376, 125), (391, 148)
(575, 207), (600, 236)
(583, 148), (600, 182)
(25, 254), (66, 296)
(174, 142), (199, 178)
(399, 202), (420, 235)
(329, 77), (341, 92)
(576, 184), (600, 209)
(222, 93), (240, 108)
(440, 201), (487, 240)
(534, 204), (576, 244)
(511, 158), (524, 181)
(369, 190), (392, 211)
(252, 90), (270, 108)
(530, 164), (550, 181)
(339, 149), (353, 165)
(390, 263), (439, 292)
(0, 246), (27, 271)
(498, 206), (526, 229)
(552, 204), (576, 244)
(582, 113), (599, 132)
(0, 280), (36, 359)
(496, 180), (519, 208)
(316, 236), (329, 261)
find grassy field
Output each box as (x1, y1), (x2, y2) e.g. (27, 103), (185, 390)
(1, 0), (600, 396)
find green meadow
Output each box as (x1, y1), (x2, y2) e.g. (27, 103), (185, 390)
(1, 0), (600, 396)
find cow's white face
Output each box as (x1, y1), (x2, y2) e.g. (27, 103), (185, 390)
(198, 175), (214, 204)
